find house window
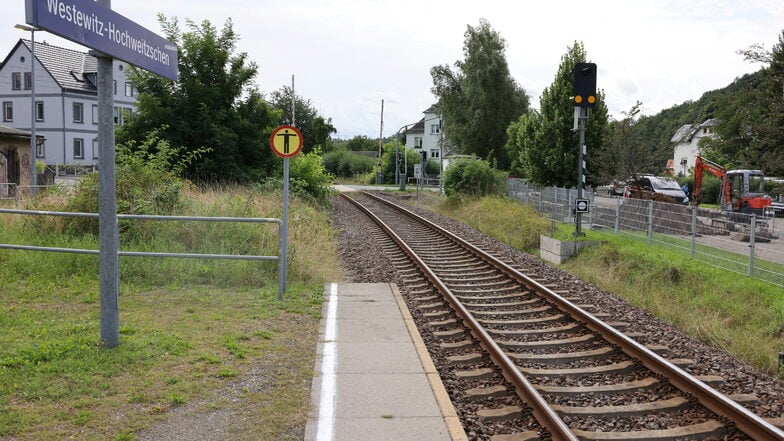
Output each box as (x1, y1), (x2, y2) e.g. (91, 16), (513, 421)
(124, 82), (135, 97)
(414, 136), (423, 148)
(92, 138), (99, 159)
(35, 101), (44, 122)
(24, 72), (32, 90)
(113, 80), (117, 95)
(73, 138), (84, 159)
(11, 72), (21, 90)
(35, 138), (45, 159)
(92, 104), (98, 124)
(73, 102), (84, 123)
(2, 102), (12, 122)
(430, 124), (440, 135)
(430, 149), (440, 159)
(114, 107), (132, 125)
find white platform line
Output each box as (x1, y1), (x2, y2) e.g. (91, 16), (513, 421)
(316, 283), (339, 441)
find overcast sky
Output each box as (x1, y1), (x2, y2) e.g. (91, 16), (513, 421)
(3, 1), (783, 140)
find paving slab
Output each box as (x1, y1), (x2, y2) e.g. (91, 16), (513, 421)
(304, 283), (466, 441)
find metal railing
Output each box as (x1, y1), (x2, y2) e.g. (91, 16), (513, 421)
(0, 208), (284, 289)
(507, 178), (784, 287)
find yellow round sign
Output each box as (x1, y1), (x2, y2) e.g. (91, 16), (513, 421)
(269, 125), (304, 158)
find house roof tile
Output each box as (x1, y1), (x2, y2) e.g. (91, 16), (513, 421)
(21, 39), (98, 93)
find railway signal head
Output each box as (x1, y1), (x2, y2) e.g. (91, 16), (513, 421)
(573, 62), (597, 108)
(421, 151), (427, 163)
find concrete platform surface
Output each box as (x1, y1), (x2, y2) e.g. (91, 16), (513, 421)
(304, 283), (466, 441)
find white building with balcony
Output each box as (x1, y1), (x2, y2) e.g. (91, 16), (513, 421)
(0, 39), (137, 166)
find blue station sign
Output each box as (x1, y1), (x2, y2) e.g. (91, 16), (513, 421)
(25, 0), (178, 80)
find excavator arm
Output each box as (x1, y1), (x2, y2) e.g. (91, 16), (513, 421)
(692, 156), (729, 207)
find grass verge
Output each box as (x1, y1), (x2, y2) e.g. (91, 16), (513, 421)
(0, 185), (340, 440)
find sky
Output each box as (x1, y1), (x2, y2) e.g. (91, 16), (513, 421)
(3, 0), (784, 140)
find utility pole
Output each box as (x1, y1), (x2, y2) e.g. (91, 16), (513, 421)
(376, 99), (384, 184)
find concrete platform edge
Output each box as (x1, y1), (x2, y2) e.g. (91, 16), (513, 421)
(390, 283), (469, 441)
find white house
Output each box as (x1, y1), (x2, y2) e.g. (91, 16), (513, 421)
(404, 104), (443, 162)
(671, 118), (717, 176)
(0, 39), (137, 166)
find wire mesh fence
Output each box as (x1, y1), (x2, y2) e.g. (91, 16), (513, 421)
(507, 178), (784, 287)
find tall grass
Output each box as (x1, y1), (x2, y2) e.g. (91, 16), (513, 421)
(436, 196), (551, 253)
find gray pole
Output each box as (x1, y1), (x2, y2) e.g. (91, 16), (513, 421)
(575, 107), (587, 237)
(279, 157), (288, 300)
(30, 29), (36, 193)
(97, 0), (119, 348)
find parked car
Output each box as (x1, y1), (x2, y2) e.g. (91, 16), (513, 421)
(608, 180), (626, 196)
(627, 175), (689, 204)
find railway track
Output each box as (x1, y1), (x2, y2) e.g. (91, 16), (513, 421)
(341, 191), (784, 441)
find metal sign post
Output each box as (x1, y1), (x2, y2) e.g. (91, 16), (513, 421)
(572, 62), (596, 239)
(575, 106), (588, 238)
(269, 125), (304, 300)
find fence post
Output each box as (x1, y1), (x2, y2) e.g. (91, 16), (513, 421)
(749, 215), (756, 277)
(614, 197), (620, 234)
(690, 206), (697, 258)
(647, 200), (654, 245)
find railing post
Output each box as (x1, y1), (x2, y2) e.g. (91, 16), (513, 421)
(614, 196), (620, 234)
(647, 200), (654, 245)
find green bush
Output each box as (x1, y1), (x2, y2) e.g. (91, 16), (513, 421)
(693, 174), (721, 205)
(322, 151), (376, 178)
(290, 150), (334, 202)
(443, 158), (507, 197)
(59, 131), (198, 238)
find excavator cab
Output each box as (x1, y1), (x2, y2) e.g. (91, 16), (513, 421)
(726, 170), (770, 215)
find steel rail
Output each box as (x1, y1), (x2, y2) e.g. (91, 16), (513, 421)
(361, 191), (784, 441)
(341, 192), (578, 441)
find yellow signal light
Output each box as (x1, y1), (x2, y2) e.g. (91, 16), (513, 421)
(588, 95), (596, 104)
(574, 95), (583, 104)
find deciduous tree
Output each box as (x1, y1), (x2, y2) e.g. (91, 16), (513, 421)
(431, 19), (529, 169)
(505, 42), (609, 187)
(118, 16), (278, 182)
(269, 86), (336, 153)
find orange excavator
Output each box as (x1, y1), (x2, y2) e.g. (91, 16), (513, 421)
(692, 155), (772, 216)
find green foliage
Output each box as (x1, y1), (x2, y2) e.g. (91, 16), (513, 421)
(289, 150), (334, 202)
(701, 31), (784, 176)
(59, 131), (194, 237)
(595, 102), (646, 183)
(269, 86), (336, 153)
(443, 158), (506, 197)
(505, 42), (609, 186)
(694, 174), (722, 204)
(373, 141), (431, 184)
(436, 196), (550, 253)
(322, 150), (376, 178)
(118, 16), (279, 182)
(345, 135), (380, 152)
(431, 19), (529, 169)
